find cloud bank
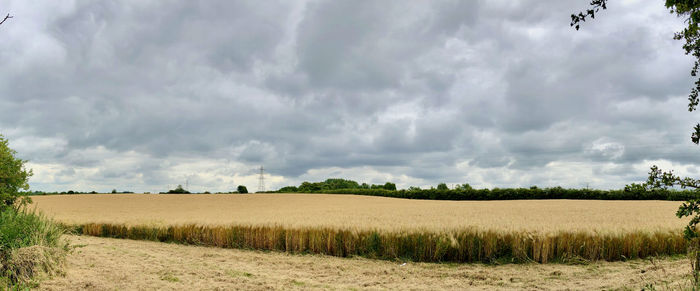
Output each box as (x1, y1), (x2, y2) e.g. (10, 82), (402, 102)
(0, 0), (697, 192)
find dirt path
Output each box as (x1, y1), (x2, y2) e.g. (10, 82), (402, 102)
(38, 235), (693, 290)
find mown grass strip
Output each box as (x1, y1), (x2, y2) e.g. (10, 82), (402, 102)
(68, 223), (687, 264)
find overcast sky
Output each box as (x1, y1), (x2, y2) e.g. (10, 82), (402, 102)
(0, 0), (698, 192)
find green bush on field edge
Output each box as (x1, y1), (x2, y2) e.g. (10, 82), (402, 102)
(0, 208), (68, 288)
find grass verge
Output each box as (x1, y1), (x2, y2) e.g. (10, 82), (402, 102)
(0, 208), (68, 288)
(70, 223), (686, 264)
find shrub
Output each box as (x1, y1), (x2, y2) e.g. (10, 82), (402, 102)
(0, 208), (68, 287)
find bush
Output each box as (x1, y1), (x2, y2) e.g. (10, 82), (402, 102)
(237, 185), (248, 194)
(0, 208), (68, 287)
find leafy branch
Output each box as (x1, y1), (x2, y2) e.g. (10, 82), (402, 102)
(570, 0), (608, 30)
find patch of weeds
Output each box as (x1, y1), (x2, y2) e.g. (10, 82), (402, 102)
(666, 254), (688, 261)
(0, 208), (68, 288)
(560, 255), (590, 265)
(545, 270), (563, 280)
(439, 262), (461, 269)
(158, 271), (180, 283)
(226, 269), (254, 278)
(291, 280), (306, 286)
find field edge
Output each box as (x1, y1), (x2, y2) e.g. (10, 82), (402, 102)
(64, 222), (688, 264)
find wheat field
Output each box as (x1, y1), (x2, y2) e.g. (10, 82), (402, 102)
(30, 194), (690, 263)
(31, 194), (687, 233)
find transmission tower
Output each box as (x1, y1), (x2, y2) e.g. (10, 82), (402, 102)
(257, 165), (265, 192)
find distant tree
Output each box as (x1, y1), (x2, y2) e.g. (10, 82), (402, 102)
(298, 181), (320, 192)
(370, 184), (384, 190)
(437, 183), (449, 191)
(278, 186), (298, 192)
(237, 185), (248, 194)
(0, 134), (33, 211)
(111, 189), (117, 194)
(455, 183), (473, 190)
(167, 185), (190, 194)
(408, 186), (421, 191)
(383, 182), (397, 191)
(322, 178), (360, 190)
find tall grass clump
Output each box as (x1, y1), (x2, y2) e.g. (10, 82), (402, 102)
(0, 208), (68, 288)
(73, 223), (686, 264)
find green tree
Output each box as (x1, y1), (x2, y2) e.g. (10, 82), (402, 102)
(455, 183), (473, 190)
(0, 135), (33, 211)
(383, 182), (397, 191)
(437, 183), (449, 191)
(237, 185), (248, 194)
(167, 185), (190, 194)
(278, 186), (298, 192)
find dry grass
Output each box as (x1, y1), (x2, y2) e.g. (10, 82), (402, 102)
(31, 194), (688, 233)
(39, 235), (696, 290)
(7, 245), (66, 285)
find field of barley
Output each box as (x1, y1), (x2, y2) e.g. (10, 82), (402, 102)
(31, 194), (687, 232)
(31, 194), (690, 263)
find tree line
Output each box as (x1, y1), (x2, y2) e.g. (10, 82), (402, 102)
(275, 179), (700, 201)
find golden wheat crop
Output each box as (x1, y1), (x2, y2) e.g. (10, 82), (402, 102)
(31, 193), (687, 233)
(32, 194), (690, 263)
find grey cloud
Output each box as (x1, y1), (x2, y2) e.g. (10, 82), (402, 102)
(0, 0), (697, 191)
